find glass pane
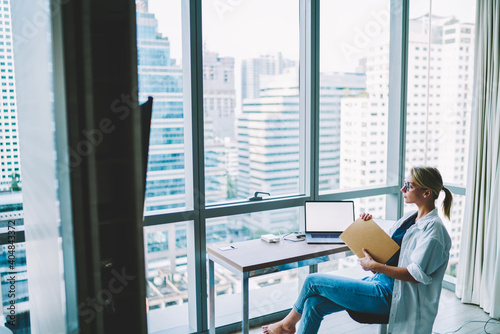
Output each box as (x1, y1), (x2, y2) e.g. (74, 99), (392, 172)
(405, 1), (475, 279)
(207, 207), (301, 327)
(144, 221), (193, 333)
(137, 1), (189, 213)
(445, 194), (464, 277)
(352, 195), (388, 220)
(2, 0), (31, 331)
(207, 207), (300, 244)
(202, 0), (301, 204)
(405, 1), (475, 186)
(319, 0), (390, 193)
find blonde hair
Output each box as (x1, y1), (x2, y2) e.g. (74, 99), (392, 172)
(410, 166), (453, 220)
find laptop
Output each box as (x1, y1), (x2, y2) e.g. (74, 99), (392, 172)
(305, 201), (355, 244)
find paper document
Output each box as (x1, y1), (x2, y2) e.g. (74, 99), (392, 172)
(340, 218), (400, 264)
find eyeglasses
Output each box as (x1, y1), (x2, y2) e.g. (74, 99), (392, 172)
(403, 180), (416, 192)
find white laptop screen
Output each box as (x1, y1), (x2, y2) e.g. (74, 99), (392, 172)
(305, 201), (354, 232)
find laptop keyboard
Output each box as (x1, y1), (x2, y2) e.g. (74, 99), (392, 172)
(311, 233), (340, 238)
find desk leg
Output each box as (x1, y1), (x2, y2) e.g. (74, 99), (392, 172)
(309, 264), (318, 274)
(242, 272), (249, 334)
(209, 260), (215, 334)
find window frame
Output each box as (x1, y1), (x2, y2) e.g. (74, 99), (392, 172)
(139, 0), (466, 332)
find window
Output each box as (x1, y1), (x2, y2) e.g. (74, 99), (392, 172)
(206, 207), (301, 327)
(405, 0), (475, 278)
(137, 1), (188, 214)
(136, 2), (196, 331)
(203, 0), (300, 204)
(319, 0), (390, 199)
(143, 221), (194, 324)
(136, 1), (475, 333)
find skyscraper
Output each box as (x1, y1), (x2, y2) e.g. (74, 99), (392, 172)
(0, 2), (19, 192)
(319, 72), (367, 191)
(237, 67), (365, 231)
(203, 50), (237, 202)
(0, 1), (30, 331)
(203, 50), (236, 139)
(137, 8), (186, 212)
(340, 15), (474, 273)
(241, 53), (297, 101)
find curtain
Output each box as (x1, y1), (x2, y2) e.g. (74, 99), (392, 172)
(456, 0), (500, 318)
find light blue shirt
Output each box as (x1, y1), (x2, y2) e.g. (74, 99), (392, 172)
(387, 208), (451, 334)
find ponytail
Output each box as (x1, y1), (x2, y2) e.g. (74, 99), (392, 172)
(411, 166), (454, 220)
(442, 187), (453, 220)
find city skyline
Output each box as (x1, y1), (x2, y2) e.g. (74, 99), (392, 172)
(147, 0), (475, 70)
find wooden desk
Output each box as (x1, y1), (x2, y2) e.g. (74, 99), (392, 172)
(207, 239), (350, 334)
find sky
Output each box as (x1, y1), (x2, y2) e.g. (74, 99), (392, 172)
(146, 0), (476, 72)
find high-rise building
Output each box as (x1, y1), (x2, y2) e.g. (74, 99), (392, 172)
(319, 72), (367, 191)
(0, 2), (20, 192)
(203, 50), (236, 139)
(241, 53), (297, 101)
(137, 10), (235, 210)
(339, 42), (389, 216)
(0, 2), (30, 331)
(202, 50), (237, 202)
(237, 67), (365, 231)
(237, 67), (301, 202)
(340, 15), (474, 272)
(340, 93), (387, 216)
(137, 9), (185, 212)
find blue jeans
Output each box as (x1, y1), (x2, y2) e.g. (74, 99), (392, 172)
(292, 273), (393, 334)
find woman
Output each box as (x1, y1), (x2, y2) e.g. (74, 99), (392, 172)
(262, 166), (452, 334)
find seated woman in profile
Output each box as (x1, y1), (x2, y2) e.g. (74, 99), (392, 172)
(262, 166), (452, 334)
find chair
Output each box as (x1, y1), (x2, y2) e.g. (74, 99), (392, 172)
(139, 96), (153, 204)
(346, 309), (389, 334)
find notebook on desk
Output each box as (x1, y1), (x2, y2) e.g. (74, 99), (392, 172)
(305, 201), (354, 244)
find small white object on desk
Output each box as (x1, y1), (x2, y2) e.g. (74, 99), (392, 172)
(261, 234), (280, 243)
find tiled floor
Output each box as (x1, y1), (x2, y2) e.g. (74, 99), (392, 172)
(245, 289), (500, 334)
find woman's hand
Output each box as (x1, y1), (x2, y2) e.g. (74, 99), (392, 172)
(358, 248), (378, 273)
(359, 212), (373, 221)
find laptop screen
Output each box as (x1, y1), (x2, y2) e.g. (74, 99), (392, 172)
(305, 201), (354, 232)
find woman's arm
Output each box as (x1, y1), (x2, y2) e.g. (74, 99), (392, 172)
(359, 249), (418, 283)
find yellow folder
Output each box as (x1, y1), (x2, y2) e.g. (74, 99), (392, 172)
(340, 218), (400, 264)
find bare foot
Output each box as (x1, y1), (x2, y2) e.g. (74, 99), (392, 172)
(262, 321), (296, 334)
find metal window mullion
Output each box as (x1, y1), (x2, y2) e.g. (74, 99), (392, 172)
(386, 0), (409, 220)
(318, 185), (401, 201)
(444, 184), (466, 196)
(205, 196), (311, 218)
(143, 183), (405, 226)
(184, 0), (207, 331)
(301, 0), (320, 200)
(143, 210), (196, 226)
(299, 0), (308, 197)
